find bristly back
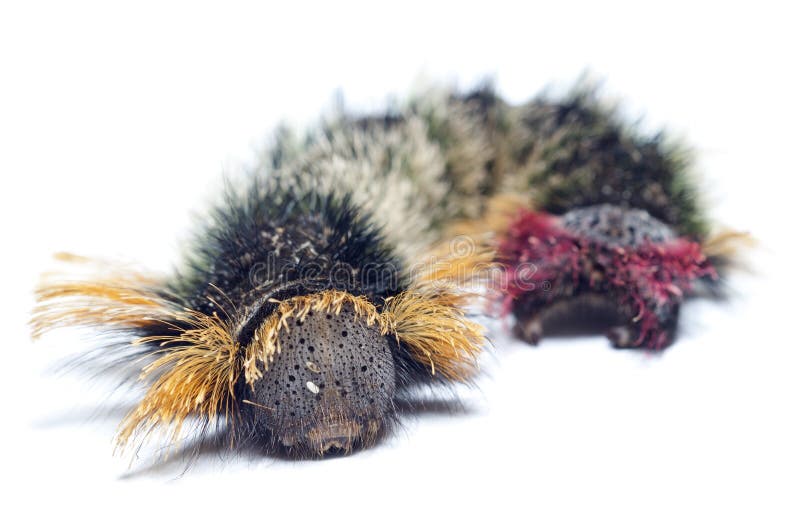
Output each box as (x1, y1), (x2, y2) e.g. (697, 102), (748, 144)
(167, 175), (406, 345)
(504, 85), (708, 238)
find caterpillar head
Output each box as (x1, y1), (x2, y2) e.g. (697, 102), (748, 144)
(493, 204), (718, 349)
(245, 302), (396, 455)
(451, 191), (748, 350)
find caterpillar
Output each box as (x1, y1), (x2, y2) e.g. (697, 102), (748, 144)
(452, 84), (749, 350)
(31, 89), (500, 459)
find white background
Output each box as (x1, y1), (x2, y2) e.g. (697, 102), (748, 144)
(2, 1), (798, 522)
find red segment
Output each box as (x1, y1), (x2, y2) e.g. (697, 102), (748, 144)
(495, 209), (717, 349)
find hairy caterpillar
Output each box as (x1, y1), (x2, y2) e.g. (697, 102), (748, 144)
(31, 89), (500, 459)
(452, 84), (749, 349)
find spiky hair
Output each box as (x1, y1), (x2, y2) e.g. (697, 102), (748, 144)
(500, 82), (708, 238)
(252, 85), (510, 262)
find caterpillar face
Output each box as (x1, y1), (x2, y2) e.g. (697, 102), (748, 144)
(247, 305), (396, 455)
(492, 204), (716, 350)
